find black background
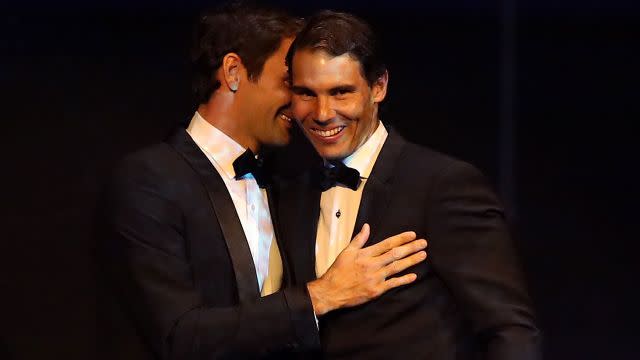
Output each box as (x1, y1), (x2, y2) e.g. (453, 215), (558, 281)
(2, 0), (638, 359)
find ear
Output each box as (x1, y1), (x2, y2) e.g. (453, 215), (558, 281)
(222, 53), (242, 92)
(371, 70), (388, 103)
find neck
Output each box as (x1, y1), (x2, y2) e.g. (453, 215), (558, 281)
(351, 116), (380, 156)
(197, 96), (260, 153)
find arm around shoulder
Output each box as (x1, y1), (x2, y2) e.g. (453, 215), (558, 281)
(98, 156), (319, 359)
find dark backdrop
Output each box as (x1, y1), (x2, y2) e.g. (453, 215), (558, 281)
(2, 0), (638, 359)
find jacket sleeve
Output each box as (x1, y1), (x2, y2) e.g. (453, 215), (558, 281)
(98, 157), (319, 359)
(426, 160), (542, 360)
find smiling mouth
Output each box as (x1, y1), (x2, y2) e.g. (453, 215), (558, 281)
(311, 126), (345, 138)
(279, 113), (292, 122)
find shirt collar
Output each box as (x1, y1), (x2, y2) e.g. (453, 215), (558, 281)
(341, 121), (388, 179)
(186, 111), (246, 179)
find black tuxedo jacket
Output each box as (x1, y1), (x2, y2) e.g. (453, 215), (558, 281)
(99, 128), (319, 359)
(276, 128), (541, 360)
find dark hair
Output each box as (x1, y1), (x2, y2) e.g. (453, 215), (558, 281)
(286, 10), (386, 86)
(192, 2), (303, 104)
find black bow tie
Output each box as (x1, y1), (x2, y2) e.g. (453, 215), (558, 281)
(232, 149), (270, 188)
(313, 161), (361, 191)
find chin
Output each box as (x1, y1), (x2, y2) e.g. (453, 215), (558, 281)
(270, 137), (290, 147)
(316, 147), (345, 161)
(280, 132), (294, 145)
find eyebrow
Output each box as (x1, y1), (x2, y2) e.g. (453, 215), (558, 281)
(329, 85), (357, 94)
(290, 84), (357, 95)
(290, 85), (315, 95)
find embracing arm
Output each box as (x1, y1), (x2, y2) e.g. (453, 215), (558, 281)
(99, 155), (428, 359)
(98, 160), (318, 359)
(427, 161), (541, 360)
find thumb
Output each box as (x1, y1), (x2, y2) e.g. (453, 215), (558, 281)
(349, 223), (370, 249)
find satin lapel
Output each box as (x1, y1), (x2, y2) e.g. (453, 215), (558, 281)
(167, 128), (260, 302)
(279, 174), (321, 284)
(351, 128), (407, 243)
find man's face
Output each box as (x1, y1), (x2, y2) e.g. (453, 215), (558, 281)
(290, 49), (387, 160)
(241, 37), (295, 147)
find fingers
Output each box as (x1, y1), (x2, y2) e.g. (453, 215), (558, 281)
(348, 223), (370, 250)
(376, 239), (427, 267)
(380, 250), (427, 278)
(383, 273), (418, 291)
(362, 231), (417, 257)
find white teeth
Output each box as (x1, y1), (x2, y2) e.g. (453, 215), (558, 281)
(280, 113), (292, 122)
(312, 126), (345, 137)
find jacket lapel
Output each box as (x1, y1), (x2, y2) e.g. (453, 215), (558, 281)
(351, 127), (406, 243)
(278, 173), (321, 284)
(167, 128), (260, 302)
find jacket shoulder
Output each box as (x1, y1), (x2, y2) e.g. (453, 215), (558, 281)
(113, 142), (183, 180)
(395, 136), (478, 179)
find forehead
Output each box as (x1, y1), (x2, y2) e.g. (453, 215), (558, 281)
(291, 49), (366, 86)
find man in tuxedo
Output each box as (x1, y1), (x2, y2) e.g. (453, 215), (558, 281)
(99, 4), (428, 360)
(279, 10), (542, 359)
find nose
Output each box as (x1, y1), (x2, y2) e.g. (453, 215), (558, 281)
(313, 96), (335, 124)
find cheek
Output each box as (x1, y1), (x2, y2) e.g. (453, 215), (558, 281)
(337, 98), (365, 119)
(275, 85), (291, 103)
(292, 100), (312, 121)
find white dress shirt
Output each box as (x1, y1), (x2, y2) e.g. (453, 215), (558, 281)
(315, 122), (388, 277)
(187, 112), (282, 296)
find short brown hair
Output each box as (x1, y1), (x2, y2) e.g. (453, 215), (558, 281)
(192, 2), (303, 104)
(286, 10), (386, 86)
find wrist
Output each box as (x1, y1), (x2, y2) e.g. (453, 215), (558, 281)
(306, 279), (336, 316)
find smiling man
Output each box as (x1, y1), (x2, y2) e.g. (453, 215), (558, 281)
(288, 48), (385, 162)
(99, 4), (429, 359)
(276, 10), (541, 359)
